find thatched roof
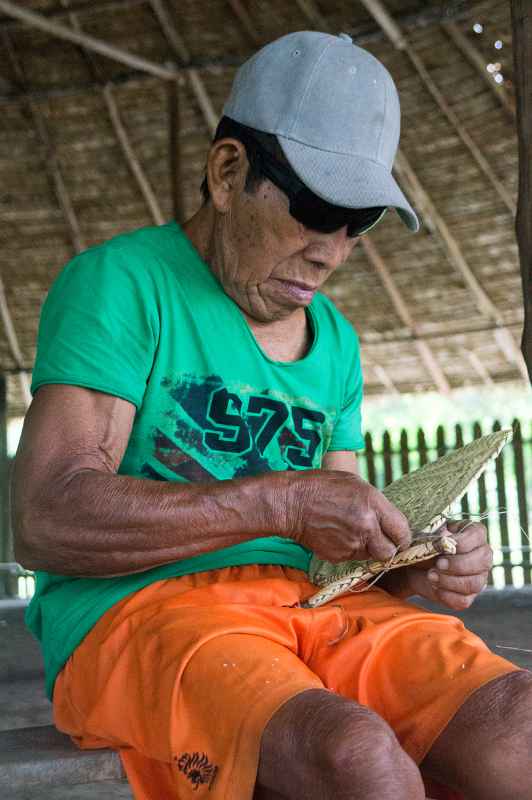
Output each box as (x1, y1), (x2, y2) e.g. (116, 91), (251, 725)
(0, 0), (528, 417)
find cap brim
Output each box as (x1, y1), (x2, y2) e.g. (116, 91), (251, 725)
(278, 137), (420, 233)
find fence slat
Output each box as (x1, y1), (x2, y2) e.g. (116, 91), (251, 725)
(455, 424), (470, 518)
(493, 420), (513, 587)
(382, 431), (393, 486)
(436, 425), (447, 459)
(364, 431), (376, 488)
(472, 421), (493, 585)
(417, 428), (428, 466)
(512, 419), (530, 584)
(400, 429), (410, 475)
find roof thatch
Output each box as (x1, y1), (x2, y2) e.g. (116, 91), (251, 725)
(0, 0), (528, 417)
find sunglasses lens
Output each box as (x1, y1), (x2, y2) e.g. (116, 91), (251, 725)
(246, 132), (388, 237)
(291, 190), (387, 237)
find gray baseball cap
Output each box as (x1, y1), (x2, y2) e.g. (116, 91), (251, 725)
(223, 31), (419, 232)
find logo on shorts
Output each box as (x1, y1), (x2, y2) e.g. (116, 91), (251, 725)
(176, 751), (219, 791)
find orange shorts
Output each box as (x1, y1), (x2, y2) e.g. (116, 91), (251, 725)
(53, 565), (518, 799)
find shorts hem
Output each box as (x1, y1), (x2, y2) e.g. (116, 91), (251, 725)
(404, 661), (521, 765)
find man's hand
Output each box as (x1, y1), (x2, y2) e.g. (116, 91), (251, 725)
(284, 470), (412, 563)
(391, 521), (492, 610)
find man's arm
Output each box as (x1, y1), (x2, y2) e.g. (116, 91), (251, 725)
(321, 451), (359, 474)
(13, 385), (288, 577)
(12, 385), (411, 577)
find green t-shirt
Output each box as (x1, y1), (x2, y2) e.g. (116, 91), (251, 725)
(26, 221), (364, 698)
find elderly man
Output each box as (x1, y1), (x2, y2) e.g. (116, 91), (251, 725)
(13, 31), (530, 800)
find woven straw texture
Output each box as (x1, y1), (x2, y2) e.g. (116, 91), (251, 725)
(0, 0), (527, 416)
(308, 427), (513, 590)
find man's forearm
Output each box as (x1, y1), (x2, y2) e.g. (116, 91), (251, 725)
(15, 469), (291, 577)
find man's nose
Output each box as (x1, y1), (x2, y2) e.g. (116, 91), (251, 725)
(307, 225), (356, 269)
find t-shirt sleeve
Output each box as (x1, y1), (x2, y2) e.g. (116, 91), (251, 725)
(327, 328), (365, 452)
(31, 242), (160, 409)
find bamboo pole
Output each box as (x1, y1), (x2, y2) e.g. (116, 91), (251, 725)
(3, 31), (86, 256)
(510, 0), (532, 383)
(149, 0), (218, 135)
(60, 2), (166, 226)
(102, 85), (165, 225)
(361, 237), (451, 394)
(168, 79), (183, 221)
(0, 0), (179, 82)
(226, 0), (262, 46)
(0, 279), (31, 409)
(394, 149), (529, 381)
(294, 0), (331, 32)
(359, 0), (515, 215)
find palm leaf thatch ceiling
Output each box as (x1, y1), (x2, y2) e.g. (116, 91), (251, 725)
(0, 0), (528, 417)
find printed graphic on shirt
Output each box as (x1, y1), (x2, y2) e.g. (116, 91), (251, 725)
(175, 751), (219, 791)
(141, 373), (334, 482)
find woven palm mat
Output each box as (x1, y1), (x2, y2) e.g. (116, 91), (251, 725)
(304, 427), (513, 608)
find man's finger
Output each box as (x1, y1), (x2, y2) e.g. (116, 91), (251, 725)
(434, 547), (493, 576)
(428, 571), (487, 596)
(447, 522), (487, 553)
(378, 503), (412, 550)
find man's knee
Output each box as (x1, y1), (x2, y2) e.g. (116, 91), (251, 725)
(425, 670), (532, 798)
(258, 689), (424, 800)
(320, 706), (424, 799)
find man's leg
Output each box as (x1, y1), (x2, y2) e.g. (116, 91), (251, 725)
(423, 670), (532, 799)
(255, 689), (426, 800)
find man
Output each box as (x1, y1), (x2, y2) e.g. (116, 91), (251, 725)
(13, 31), (531, 800)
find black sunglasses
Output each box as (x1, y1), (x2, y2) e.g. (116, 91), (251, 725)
(240, 129), (387, 238)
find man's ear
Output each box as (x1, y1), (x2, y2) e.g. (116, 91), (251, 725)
(206, 138), (248, 213)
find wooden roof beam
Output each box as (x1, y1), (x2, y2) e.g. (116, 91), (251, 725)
(102, 85), (165, 225)
(362, 237), (451, 394)
(2, 30), (85, 255)
(394, 149), (529, 381)
(0, 0), (179, 82)
(462, 349), (494, 387)
(510, 0), (532, 383)
(168, 80), (183, 221)
(368, 362), (400, 395)
(294, 0), (331, 33)
(441, 21), (516, 120)
(61, 2), (166, 226)
(359, 0), (515, 216)
(148, 0), (218, 136)
(226, 0), (262, 47)
(0, 279), (31, 409)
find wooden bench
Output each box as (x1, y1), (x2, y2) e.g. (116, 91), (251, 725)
(0, 724), (125, 790)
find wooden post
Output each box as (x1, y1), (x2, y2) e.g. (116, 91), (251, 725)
(0, 377), (9, 597)
(512, 419), (530, 584)
(511, 1), (532, 383)
(493, 420), (512, 587)
(473, 421), (492, 585)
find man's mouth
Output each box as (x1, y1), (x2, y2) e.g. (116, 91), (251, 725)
(273, 278), (317, 302)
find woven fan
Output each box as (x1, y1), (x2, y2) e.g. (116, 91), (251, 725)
(302, 427), (513, 608)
